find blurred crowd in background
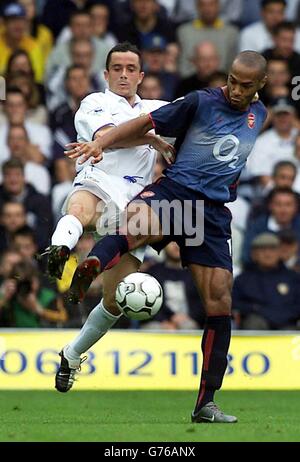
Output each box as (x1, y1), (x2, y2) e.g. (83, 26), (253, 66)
(1, 0), (300, 330)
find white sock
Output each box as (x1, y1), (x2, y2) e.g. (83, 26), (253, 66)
(51, 214), (83, 250)
(65, 300), (122, 360)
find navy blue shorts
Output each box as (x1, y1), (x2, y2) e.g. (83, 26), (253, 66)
(132, 176), (233, 272)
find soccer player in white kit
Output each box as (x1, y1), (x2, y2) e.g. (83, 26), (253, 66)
(49, 42), (173, 392)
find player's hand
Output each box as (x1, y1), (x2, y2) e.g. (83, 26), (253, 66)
(64, 140), (103, 164)
(150, 136), (176, 165)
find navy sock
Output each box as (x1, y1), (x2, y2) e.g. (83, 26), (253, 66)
(88, 234), (129, 271)
(195, 315), (231, 412)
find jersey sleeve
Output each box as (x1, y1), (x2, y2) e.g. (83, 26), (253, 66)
(74, 94), (115, 142)
(143, 99), (170, 112)
(149, 91), (199, 137)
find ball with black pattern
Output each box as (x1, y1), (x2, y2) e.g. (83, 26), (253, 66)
(115, 272), (163, 321)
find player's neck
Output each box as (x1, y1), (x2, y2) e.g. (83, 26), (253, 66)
(125, 95), (138, 107)
(111, 89), (137, 107)
(221, 86), (250, 112)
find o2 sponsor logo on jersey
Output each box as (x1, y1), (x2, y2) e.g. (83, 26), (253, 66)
(247, 113), (255, 129)
(213, 134), (240, 169)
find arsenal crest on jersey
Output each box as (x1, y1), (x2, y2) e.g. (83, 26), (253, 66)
(248, 113), (255, 129)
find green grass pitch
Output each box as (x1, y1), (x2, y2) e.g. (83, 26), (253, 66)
(0, 390), (299, 442)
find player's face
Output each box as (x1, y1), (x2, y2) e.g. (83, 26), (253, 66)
(227, 62), (266, 110)
(104, 52), (144, 101)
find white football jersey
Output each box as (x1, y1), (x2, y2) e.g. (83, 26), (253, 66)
(74, 89), (169, 187)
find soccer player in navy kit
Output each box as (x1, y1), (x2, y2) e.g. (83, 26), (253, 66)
(64, 51), (268, 423)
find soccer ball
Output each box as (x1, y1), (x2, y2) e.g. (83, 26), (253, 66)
(115, 272), (163, 321)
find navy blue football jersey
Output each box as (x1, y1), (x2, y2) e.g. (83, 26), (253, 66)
(150, 88), (267, 202)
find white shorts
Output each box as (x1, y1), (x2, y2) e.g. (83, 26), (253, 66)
(62, 166), (146, 263)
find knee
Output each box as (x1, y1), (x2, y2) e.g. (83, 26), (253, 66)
(68, 202), (93, 226)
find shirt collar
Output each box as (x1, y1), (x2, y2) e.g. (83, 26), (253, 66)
(268, 216), (281, 232)
(193, 18), (224, 29)
(105, 88), (141, 107)
(274, 127), (298, 143)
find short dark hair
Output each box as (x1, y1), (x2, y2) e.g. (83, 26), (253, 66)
(0, 248), (21, 265)
(88, 2), (110, 14)
(2, 158), (24, 175)
(0, 200), (25, 216)
(0, 199), (26, 222)
(5, 86), (26, 101)
(7, 123), (29, 145)
(273, 160), (297, 176)
(65, 64), (88, 81)
(70, 36), (93, 52)
(10, 260), (39, 281)
(269, 186), (298, 202)
(234, 51), (267, 79)
(8, 122), (28, 134)
(267, 57), (289, 67)
(69, 9), (90, 24)
(261, 0), (286, 9)
(105, 42), (142, 70)
(141, 72), (162, 83)
(273, 20), (296, 36)
(278, 229), (298, 244)
(12, 225), (37, 243)
(6, 49), (34, 78)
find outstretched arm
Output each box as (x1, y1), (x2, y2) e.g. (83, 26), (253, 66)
(65, 115), (154, 164)
(93, 125), (175, 163)
(68, 91), (199, 164)
(92, 123), (156, 149)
